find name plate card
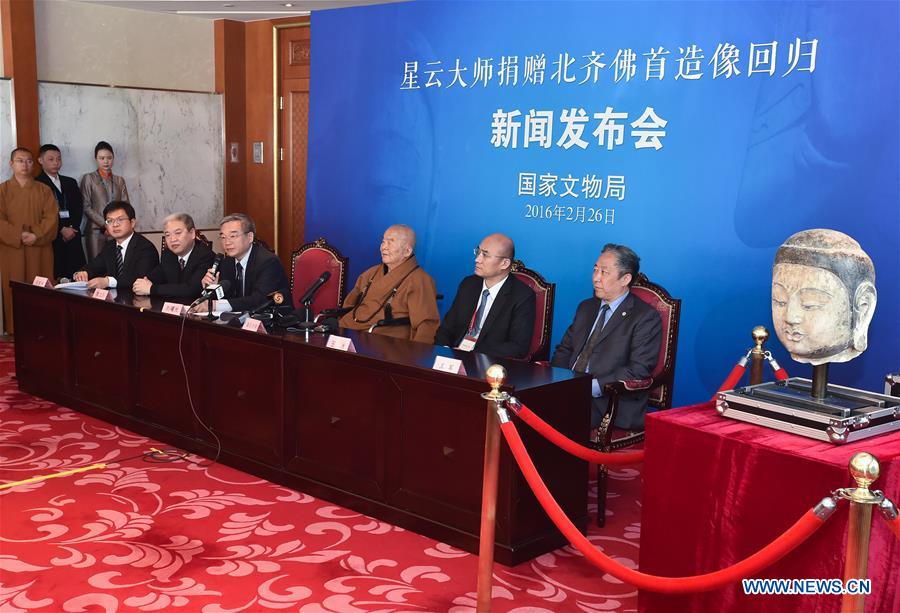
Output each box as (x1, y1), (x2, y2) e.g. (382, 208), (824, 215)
(31, 276), (53, 288)
(326, 334), (356, 352)
(161, 302), (187, 316)
(433, 355), (467, 375)
(242, 318), (268, 334)
(91, 288), (111, 301)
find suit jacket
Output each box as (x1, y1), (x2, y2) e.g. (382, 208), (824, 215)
(218, 243), (290, 312)
(85, 231), (159, 291)
(35, 171), (86, 279)
(551, 292), (662, 430)
(434, 274), (536, 359)
(146, 239), (215, 302)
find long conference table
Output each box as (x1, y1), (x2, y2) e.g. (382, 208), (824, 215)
(11, 281), (590, 566)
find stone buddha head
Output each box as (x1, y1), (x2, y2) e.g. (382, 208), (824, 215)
(772, 229), (877, 365)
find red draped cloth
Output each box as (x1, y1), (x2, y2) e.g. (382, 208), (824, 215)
(639, 401), (899, 612)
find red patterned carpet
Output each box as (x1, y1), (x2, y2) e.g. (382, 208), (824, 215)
(0, 339), (642, 612)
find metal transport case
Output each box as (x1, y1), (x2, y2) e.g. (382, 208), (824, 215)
(717, 377), (900, 444)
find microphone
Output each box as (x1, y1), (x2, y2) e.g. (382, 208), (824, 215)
(210, 253), (224, 274)
(249, 290), (287, 315)
(190, 280), (232, 309)
(298, 271), (331, 306)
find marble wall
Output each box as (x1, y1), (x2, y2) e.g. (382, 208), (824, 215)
(38, 82), (224, 231)
(34, 0), (214, 92)
(0, 80), (12, 181)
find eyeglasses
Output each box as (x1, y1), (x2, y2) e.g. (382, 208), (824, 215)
(219, 232), (247, 241)
(105, 217), (130, 226)
(473, 248), (507, 259)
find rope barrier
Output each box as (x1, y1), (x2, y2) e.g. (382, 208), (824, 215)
(500, 418), (835, 593)
(714, 350), (789, 399)
(879, 499), (900, 540)
(508, 397), (643, 465)
(716, 362), (747, 394)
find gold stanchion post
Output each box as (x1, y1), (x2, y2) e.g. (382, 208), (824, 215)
(840, 452), (880, 613)
(475, 364), (509, 613)
(749, 326), (768, 385)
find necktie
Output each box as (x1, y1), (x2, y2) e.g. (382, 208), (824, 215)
(573, 303), (610, 373)
(178, 257), (186, 281)
(235, 262), (244, 297)
(115, 244), (124, 279)
(470, 288), (491, 336)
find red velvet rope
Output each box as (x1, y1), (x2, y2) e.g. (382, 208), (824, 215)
(715, 363), (746, 396)
(516, 406), (644, 465)
(883, 512), (900, 540)
(500, 420), (830, 593)
(773, 368), (789, 381)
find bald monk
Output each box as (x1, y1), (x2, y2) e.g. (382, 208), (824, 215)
(0, 148), (58, 334)
(434, 232), (535, 359)
(339, 224), (440, 343)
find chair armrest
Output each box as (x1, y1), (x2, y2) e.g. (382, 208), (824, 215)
(367, 316), (411, 333)
(315, 306), (352, 322)
(603, 378), (654, 396)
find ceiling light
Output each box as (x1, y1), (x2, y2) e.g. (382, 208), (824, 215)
(284, 3), (294, 6)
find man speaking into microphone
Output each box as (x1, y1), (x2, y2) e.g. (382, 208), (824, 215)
(201, 213), (289, 313)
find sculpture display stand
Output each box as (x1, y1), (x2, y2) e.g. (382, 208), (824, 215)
(717, 229), (899, 444)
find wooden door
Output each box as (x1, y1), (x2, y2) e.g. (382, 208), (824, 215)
(277, 25), (310, 271)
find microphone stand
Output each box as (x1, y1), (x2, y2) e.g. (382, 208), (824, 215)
(206, 293), (216, 321)
(296, 298), (316, 330)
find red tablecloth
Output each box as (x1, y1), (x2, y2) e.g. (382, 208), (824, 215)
(639, 401), (899, 613)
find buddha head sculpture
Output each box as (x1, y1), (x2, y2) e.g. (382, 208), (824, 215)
(772, 229), (877, 365)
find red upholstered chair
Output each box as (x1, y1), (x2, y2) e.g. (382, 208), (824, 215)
(510, 259), (556, 362)
(595, 272), (681, 526)
(289, 237), (349, 314)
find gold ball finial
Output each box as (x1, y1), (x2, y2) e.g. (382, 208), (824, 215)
(752, 326), (769, 352)
(483, 364), (509, 401)
(848, 452), (880, 490)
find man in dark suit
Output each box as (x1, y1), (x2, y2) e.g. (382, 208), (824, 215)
(201, 212), (289, 312)
(74, 201), (158, 291)
(35, 144), (86, 279)
(551, 244), (662, 431)
(435, 233), (535, 359)
(132, 212), (215, 303)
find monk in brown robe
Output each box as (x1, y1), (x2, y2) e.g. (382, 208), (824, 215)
(339, 224), (440, 343)
(0, 148), (58, 334)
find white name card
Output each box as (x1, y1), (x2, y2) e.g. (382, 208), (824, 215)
(433, 355), (467, 375)
(326, 334), (356, 352)
(161, 302), (187, 316)
(242, 318), (268, 334)
(92, 288), (110, 301)
(31, 276), (52, 288)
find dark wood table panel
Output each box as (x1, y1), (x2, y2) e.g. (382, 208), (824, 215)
(198, 331), (283, 467)
(386, 374), (488, 534)
(68, 300), (130, 415)
(12, 287), (69, 391)
(284, 351), (391, 500)
(131, 315), (200, 436)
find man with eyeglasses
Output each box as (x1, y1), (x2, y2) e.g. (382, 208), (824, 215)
(337, 224), (439, 342)
(551, 244), (661, 432)
(74, 201), (158, 291)
(201, 213), (289, 312)
(434, 233), (535, 359)
(132, 212), (214, 302)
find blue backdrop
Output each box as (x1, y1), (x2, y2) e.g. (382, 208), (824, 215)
(307, 1), (899, 406)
